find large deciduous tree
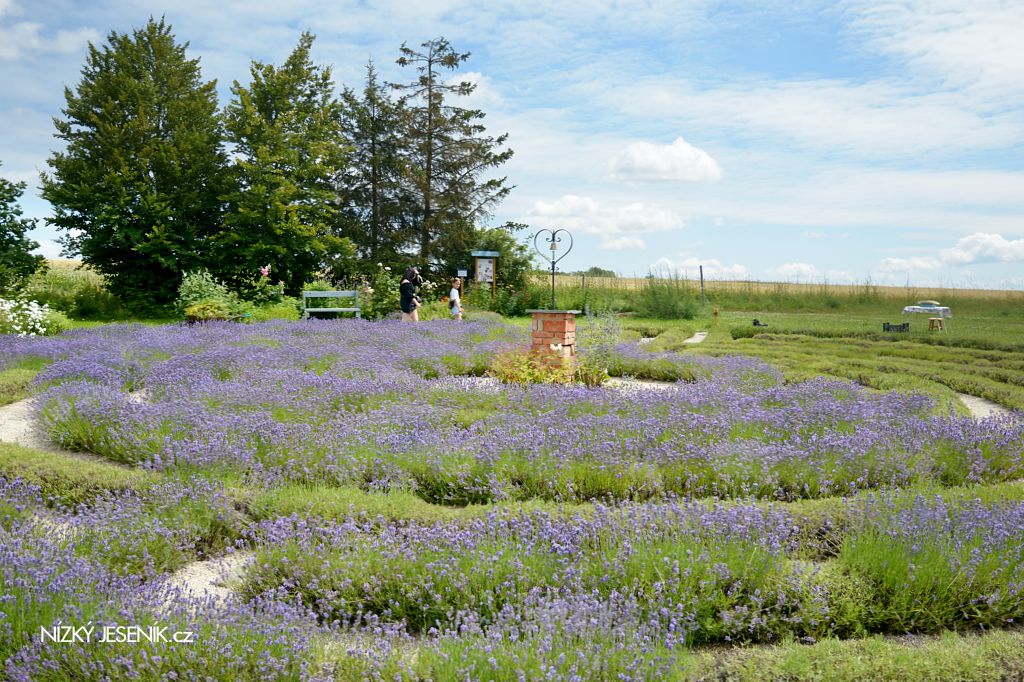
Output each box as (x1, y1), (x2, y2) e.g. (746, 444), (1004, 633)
(220, 32), (353, 291)
(391, 37), (513, 272)
(336, 62), (415, 266)
(0, 164), (44, 294)
(40, 17), (228, 310)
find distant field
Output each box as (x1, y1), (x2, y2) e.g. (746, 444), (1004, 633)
(536, 272), (1024, 301)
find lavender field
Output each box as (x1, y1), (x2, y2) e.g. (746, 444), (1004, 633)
(2, 318), (1024, 680)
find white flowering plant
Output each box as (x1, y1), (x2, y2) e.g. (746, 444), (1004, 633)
(0, 297), (71, 336)
(357, 263), (401, 320)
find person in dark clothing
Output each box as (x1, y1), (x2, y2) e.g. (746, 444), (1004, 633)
(400, 267), (422, 322)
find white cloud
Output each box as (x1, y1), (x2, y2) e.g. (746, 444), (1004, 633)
(940, 232), (1024, 265)
(525, 194), (684, 243)
(610, 136), (722, 182)
(876, 256), (942, 273)
(770, 262), (820, 281)
(801, 230), (826, 240)
(447, 70), (504, 109)
(650, 255), (748, 279)
(824, 270), (856, 284)
(600, 236), (645, 251)
(844, 0), (1024, 102)
(0, 1), (96, 61)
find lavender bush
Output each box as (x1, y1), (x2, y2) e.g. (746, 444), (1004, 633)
(3, 318), (1024, 679)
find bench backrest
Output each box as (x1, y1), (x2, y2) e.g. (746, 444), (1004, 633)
(301, 290), (360, 318)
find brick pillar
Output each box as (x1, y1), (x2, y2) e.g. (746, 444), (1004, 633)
(527, 310), (581, 366)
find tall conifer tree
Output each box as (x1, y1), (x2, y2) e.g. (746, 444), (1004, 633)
(220, 32), (352, 291)
(41, 17), (227, 309)
(337, 62), (415, 264)
(391, 37), (513, 271)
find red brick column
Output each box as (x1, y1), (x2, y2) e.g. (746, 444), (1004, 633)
(527, 310), (580, 365)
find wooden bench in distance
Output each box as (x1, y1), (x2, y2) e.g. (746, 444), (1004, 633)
(302, 290), (360, 319)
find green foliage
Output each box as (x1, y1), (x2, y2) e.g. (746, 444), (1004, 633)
(24, 263), (128, 321)
(337, 62), (415, 265)
(442, 223), (535, 293)
(176, 270), (249, 320)
(24, 262), (128, 321)
(487, 346), (574, 385)
(0, 442), (155, 506)
(637, 271), (700, 319)
(40, 18), (229, 311)
(219, 32), (349, 293)
(250, 297), (302, 322)
(356, 263), (401, 320)
(237, 264), (286, 305)
(392, 37), (513, 267)
(0, 164), (44, 294)
(0, 367), (38, 406)
(465, 282), (546, 317)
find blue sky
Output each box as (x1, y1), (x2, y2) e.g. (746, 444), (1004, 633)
(2, 0), (1023, 289)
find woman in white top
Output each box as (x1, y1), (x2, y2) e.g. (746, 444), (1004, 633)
(449, 278), (463, 320)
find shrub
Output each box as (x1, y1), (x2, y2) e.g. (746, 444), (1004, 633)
(24, 262), (128, 320)
(0, 298), (69, 336)
(238, 264), (286, 305)
(250, 297), (303, 322)
(71, 282), (128, 320)
(487, 346), (574, 384)
(355, 263), (401, 320)
(176, 270), (249, 320)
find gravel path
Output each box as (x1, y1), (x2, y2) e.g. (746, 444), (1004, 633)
(0, 397), (128, 466)
(957, 393), (1011, 419)
(164, 551), (254, 606)
(0, 398), (48, 449)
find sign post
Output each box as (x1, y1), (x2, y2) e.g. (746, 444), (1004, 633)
(470, 250), (499, 300)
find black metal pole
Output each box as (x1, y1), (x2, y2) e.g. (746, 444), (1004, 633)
(551, 259), (556, 309)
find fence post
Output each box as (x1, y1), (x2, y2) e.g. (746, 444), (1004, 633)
(700, 265), (707, 306)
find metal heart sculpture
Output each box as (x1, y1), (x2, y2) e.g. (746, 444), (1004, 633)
(533, 228), (574, 267)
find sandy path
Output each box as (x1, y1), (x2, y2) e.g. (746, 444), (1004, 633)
(163, 551), (254, 606)
(0, 398), (52, 450)
(0, 397), (130, 467)
(637, 331), (708, 346)
(957, 393), (1011, 419)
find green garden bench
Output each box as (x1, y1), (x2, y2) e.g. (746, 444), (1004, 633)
(301, 290), (361, 319)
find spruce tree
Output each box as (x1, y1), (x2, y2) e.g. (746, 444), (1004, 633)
(337, 62), (415, 265)
(391, 37), (514, 271)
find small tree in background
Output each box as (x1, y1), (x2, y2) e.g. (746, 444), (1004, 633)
(0, 165), (45, 294)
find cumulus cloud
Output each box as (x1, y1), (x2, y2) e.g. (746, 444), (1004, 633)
(770, 262), (821, 281)
(525, 194), (684, 250)
(0, 3), (96, 61)
(650, 255), (748, 279)
(876, 256), (942, 273)
(610, 137), (722, 182)
(940, 232), (1024, 265)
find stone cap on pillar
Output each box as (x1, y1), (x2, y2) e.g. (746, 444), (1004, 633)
(526, 310), (582, 314)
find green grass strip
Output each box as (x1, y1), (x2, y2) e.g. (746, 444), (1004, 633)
(0, 441), (157, 506)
